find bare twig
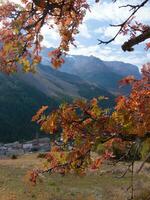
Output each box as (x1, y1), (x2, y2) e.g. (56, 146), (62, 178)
(137, 151), (150, 173)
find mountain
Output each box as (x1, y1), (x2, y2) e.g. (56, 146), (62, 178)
(103, 61), (140, 78)
(0, 63), (114, 143)
(60, 55), (124, 95)
(19, 63), (114, 100)
(41, 48), (140, 95)
(0, 46), (141, 143)
(59, 55), (140, 95)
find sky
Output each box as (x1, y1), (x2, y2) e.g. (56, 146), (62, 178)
(9, 0), (150, 67)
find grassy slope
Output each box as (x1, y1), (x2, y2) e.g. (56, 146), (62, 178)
(0, 154), (150, 200)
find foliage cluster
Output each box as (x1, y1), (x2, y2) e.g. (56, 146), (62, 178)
(31, 68), (149, 181)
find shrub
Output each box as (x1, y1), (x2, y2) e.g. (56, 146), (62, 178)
(11, 154), (18, 159)
(37, 153), (46, 158)
(96, 143), (105, 155)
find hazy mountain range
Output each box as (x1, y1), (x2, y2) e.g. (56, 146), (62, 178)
(41, 48), (140, 95)
(0, 47), (141, 142)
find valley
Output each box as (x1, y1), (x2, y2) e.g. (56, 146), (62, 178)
(0, 49), (141, 143)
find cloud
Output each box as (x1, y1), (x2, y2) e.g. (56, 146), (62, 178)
(70, 44), (115, 61)
(85, 1), (130, 23)
(78, 23), (91, 39)
(41, 25), (60, 47)
(86, 0), (150, 24)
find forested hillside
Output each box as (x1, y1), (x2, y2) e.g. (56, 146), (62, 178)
(0, 63), (115, 143)
(0, 73), (60, 143)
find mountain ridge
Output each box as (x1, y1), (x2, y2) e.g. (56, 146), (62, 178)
(41, 48), (141, 95)
(0, 47), (141, 142)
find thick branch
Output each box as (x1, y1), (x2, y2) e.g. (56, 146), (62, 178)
(122, 28), (150, 51)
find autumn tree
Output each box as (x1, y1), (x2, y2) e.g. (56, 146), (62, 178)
(31, 59), (150, 200)
(31, 65), (150, 173)
(0, 0), (89, 73)
(0, 0), (150, 196)
(1, 0), (150, 73)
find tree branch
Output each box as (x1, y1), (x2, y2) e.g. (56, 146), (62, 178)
(122, 28), (150, 51)
(98, 0), (150, 47)
(137, 151), (150, 173)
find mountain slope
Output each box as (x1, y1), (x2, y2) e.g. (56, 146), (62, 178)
(18, 63), (115, 100)
(41, 48), (140, 95)
(104, 61), (140, 78)
(58, 55), (140, 95)
(0, 64), (115, 143)
(0, 73), (60, 143)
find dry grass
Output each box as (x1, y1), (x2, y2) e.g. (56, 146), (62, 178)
(0, 154), (150, 200)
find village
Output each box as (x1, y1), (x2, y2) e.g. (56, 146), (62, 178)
(0, 137), (50, 158)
